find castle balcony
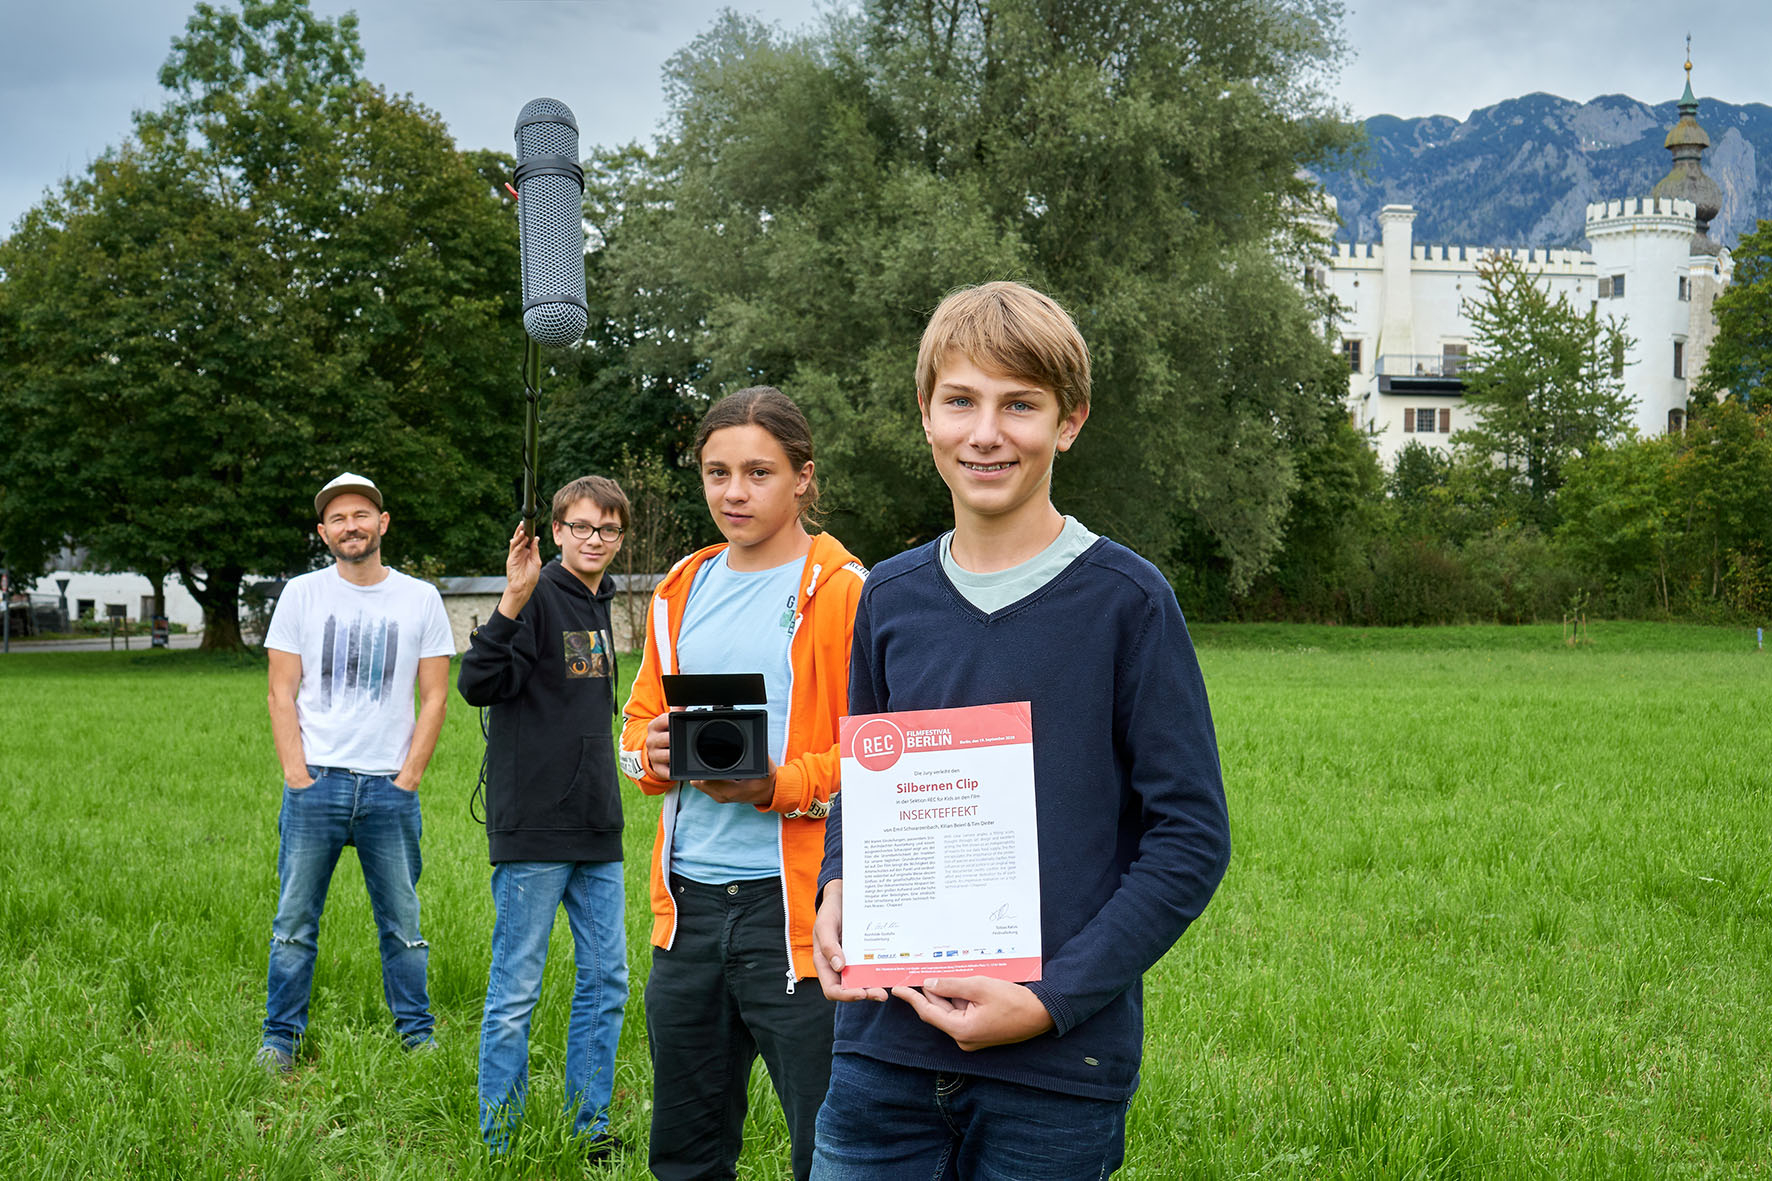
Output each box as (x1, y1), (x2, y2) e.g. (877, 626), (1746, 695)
(1376, 353), (1466, 395)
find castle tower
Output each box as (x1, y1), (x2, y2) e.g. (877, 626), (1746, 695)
(1649, 51), (1733, 400)
(1585, 197), (1697, 437)
(1651, 51), (1723, 257)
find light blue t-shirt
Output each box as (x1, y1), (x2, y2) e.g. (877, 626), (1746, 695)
(938, 516), (1099, 614)
(671, 550), (801, 882)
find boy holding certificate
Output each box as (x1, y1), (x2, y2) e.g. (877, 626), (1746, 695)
(811, 282), (1231, 1179)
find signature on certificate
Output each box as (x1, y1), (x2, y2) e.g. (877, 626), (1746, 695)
(988, 902), (1014, 922)
(866, 919), (900, 933)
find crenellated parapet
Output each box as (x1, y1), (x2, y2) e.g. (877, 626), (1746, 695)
(1329, 240), (1591, 275)
(1584, 196), (1697, 240)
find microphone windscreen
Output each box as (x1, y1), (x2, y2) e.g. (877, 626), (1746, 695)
(514, 98), (588, 347)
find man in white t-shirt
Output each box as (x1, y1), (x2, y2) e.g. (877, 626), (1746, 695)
(257, 472), (455, 1073)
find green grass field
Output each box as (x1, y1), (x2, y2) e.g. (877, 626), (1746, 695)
(2, 622), (1768, 1178)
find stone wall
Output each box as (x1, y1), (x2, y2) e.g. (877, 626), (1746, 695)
(440, 575), (660, 654)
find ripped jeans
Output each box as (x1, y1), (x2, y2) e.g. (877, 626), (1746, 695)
(263, 767), (433, 1053)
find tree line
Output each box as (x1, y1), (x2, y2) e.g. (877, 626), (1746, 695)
(3, 0), (1768, 648)
(0, 0), (520, 648)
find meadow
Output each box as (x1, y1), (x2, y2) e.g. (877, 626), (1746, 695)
(1, 622), (1767, 1178)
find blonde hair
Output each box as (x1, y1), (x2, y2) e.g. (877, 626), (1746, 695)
(916, 281), (1092, 419)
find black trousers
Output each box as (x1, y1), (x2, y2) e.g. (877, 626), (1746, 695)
(645, 875), (834, 1181)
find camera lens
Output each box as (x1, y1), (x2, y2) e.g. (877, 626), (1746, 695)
(693, 719), (746, 774)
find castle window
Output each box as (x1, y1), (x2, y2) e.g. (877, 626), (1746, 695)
(1678, 275), (1691, 301)
(1611, 274), (1625, 298)
(1441, 343), (1468, 375)
(1668, 408), (1686, 434)
(1342, 339), (1362, 373)
(1415, 408), (1437, 434)
(1673, 340), (1685, 380)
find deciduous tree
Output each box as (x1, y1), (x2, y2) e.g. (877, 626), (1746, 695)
(1454, 252), (1635, 529)
(0, 0), (519, 648)
(592, 0), (1355, 587)
(1559, 403), (1772, 615)
(1696, 218), (1772, 407)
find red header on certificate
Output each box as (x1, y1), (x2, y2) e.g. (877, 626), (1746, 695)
(841, 702), (1033, 766)
(838, 702), (1042, 988)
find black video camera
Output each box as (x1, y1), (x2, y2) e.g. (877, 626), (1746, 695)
(662, 673), (769, 781)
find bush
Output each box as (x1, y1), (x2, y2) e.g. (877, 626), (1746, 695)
(1364, 538), (1476, 625)
(1461, 530), (1584, 624)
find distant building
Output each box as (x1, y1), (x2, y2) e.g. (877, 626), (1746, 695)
(1320, 64), (1731, 467)
(26, 560), (207, 632)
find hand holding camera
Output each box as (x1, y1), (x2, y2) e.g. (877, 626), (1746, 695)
(641, 713), (774, 804)
(645, 674), (776, 805)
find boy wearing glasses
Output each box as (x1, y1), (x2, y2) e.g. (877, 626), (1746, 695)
(458, 475), (634, 1161)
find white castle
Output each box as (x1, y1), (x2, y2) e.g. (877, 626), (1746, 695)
(1321, 64), (1732, 467)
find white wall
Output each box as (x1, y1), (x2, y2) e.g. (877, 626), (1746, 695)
(24, 571), (207, 630)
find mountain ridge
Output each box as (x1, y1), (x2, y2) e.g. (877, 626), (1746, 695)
(1315, 92), (1771, 249)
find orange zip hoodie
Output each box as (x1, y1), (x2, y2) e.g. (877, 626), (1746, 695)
(618, 532), (866, 986)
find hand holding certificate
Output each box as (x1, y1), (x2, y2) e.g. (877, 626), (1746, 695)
(837, 702), (1042, 988)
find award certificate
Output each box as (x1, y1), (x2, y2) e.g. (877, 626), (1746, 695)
(837, 702), (1041, 987)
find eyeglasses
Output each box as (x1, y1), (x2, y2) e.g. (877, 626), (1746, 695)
(562, 521), (625, 542)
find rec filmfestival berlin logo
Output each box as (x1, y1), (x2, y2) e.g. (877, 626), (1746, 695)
(853, 718), (905, 772)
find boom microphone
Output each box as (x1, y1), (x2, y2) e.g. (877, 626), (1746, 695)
(513, 98), (588, 347)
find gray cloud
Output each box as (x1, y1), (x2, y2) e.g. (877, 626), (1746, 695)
(1339, 0), (1764, 121)
(0, 0), (821, 235)
(2, 0), (1763, 235)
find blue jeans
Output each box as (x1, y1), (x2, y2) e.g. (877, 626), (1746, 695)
(263, 767), (432, 1054)
(478, 860), (628, 1151)
(811, 1053), (1130, 1181)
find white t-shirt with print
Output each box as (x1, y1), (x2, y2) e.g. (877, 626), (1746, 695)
(264, 566), (455, 775)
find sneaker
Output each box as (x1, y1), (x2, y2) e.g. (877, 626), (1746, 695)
(254, 1045), (293, 1075)
(585, 1133), (625, 1167)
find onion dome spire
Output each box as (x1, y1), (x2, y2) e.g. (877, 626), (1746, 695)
(1653, 38), (1723, 255)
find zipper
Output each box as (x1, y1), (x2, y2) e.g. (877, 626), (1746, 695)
(776, 560), (821, 993)
(655, 581), (679, 946)
(779, 839), (797, 995)
(778, 613), (805, 993)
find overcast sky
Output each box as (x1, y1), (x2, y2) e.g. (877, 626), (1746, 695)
(1, 0), (1763, 236)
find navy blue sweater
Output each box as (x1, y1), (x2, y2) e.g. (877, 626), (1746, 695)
(820, 538), (1229, 1101)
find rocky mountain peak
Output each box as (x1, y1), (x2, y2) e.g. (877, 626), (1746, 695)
(1315, 92), (1770, 249)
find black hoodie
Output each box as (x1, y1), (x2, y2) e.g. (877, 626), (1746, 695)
(457, 559), (623, 862)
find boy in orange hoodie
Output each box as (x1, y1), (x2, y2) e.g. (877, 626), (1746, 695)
(620, 387), (865, 1181)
